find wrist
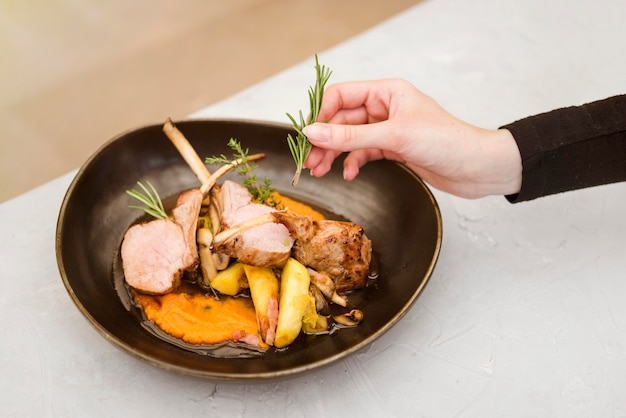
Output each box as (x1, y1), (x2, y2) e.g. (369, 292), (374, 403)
(459, 127), (522, 198)
(484, 128), (522, 196)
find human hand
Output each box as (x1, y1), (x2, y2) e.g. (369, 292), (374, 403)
(303, 79), (522, 199)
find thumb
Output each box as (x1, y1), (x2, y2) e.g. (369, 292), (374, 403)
(303, 122), (387, 152)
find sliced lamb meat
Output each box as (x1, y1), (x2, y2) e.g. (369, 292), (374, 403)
(121, 188), (203, 294)
(121, 219), (189, 294)
(219, 179), (253, 226)
(171, 188), (203, 266)
(213, 181), (294, 268)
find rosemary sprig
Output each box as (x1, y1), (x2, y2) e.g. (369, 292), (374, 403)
(286, 54), (332, 186)
(205, 138), (279, 207)
(126, 181), (168, 220)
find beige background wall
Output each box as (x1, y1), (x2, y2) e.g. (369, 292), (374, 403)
(0, 0), (419, 202)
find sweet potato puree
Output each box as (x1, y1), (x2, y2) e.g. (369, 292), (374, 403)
(132, 192), (324, 348)
(271, 192), (324, 221)
(134, 290), (267, 348)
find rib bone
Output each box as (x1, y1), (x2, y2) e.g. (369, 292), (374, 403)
(162, 118), (266, 196)
(163, 118), (212, 192)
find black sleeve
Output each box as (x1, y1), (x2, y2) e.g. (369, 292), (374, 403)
(501, 94), (626, 203)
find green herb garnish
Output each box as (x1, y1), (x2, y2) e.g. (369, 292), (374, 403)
(205, 138), (280, 208)
(286, 54), (332, 186)
(126, 181), (167, 220)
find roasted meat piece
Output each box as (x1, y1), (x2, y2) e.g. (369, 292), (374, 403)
(171, 189), (203, 266)
(121, 188), (203, 294)
(272, 212), (372, 292)
(212, 181), (294, 268)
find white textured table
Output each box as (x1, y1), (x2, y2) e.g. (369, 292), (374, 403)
(2, 0), (625, 416)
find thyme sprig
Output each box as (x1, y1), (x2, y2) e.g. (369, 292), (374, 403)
(126, 181), (167, 220)
(287, 54), (332, 186)
(205, 138), (280, 208)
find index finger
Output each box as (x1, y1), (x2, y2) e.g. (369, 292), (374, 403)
(317, 80), (393, 123)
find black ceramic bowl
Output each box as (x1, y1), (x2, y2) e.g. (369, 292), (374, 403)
(56, 119), (442, 380)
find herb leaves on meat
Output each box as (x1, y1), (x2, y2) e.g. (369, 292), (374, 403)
(206, 138), (280, 208)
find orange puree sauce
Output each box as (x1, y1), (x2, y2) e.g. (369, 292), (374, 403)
(271, 192), (325, 221)
(134, 291), (267, 348)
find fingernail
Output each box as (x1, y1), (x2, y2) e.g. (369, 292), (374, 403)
(303, 124), (330, 143)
